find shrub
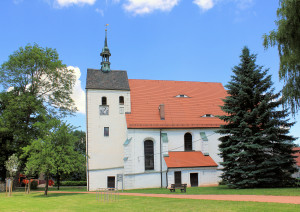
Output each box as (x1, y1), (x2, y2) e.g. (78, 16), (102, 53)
(30, 181), (38, 190)
(59, 181), (87, 186)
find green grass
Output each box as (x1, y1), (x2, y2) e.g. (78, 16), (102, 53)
(124, 185), (300, 196)
(0, 192), (299, 211)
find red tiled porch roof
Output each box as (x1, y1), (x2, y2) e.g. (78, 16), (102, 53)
(164, 151), (218, 168)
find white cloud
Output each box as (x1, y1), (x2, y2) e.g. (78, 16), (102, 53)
(234, 0), (254, 10)
(12, 0), (24, 4)
(95, 8), (104, 16)
(193, 0), (214, 11)
(68, 66), (86, 114)
(123, 0), (180, 15)
(55, 0), (96, 7)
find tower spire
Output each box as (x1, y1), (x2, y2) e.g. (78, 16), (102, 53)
(100, 24), (111, 72)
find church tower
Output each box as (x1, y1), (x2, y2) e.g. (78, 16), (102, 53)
(100, 28), (111, 72)
(86, 27), (131, 191)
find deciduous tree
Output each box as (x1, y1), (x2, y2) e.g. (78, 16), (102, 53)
(22, 118), (85, 195)
(263, 0), (300, 114)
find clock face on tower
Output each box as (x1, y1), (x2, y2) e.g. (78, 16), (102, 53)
(99, 105), (109, 115)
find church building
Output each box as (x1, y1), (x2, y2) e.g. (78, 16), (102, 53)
(86, 30), (228, 190)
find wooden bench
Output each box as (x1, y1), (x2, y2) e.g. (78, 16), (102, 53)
(169, 184), (187, 193)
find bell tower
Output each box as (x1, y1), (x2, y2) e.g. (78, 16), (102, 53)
(100, 26), (111, 72)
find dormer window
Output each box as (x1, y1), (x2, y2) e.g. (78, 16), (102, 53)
(175, 94), (189, 98)
(119, 96), (124, 105)
(202, 114), (214, 117)
(102, 97), (107, 105)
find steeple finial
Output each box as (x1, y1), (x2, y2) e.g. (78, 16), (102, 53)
(100, 24), (111, 72)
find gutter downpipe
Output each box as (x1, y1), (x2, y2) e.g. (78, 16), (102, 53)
(160, 129), (162, 188)
(86, 89), (89, 191)
(166, 168), (169, 188)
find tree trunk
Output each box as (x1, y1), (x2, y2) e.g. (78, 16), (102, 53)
(45, 174), (49, 196)
(57, 170), (60, 190)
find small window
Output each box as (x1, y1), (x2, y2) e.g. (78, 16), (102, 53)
(202, 114), (214, 117)
(104, 127), (109, 137)
(119, 96), (124, 105)
(175, 94), (189, 98)
(102, 97), (107, 105)
(119, 107), (124, 114)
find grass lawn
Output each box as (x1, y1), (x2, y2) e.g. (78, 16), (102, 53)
(123, 185), (300, 196)
(0, 191), (299, 212)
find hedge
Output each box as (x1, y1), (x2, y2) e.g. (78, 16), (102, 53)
(59, 181), (87, 186)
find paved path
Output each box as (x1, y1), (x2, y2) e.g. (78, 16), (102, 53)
(39, 191), (300, 205)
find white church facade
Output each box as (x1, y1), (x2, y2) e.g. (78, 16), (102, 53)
(86, 31), (228, 190)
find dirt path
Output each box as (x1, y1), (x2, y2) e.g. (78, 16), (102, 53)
(38, 191), (300, 204)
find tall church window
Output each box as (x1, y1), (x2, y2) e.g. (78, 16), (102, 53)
(184, 133), (192, 151)
(119, 96), (124, 105)
(102, 97), (107, 105)
(144, 140), (154, 170)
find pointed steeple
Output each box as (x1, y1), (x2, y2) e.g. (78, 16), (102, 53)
(100, 26), (111, 72)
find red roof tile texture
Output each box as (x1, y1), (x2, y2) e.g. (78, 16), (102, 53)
(164, 151), (218, 168)
(293, 147), (300, 167)
(126, 79), (227, 129)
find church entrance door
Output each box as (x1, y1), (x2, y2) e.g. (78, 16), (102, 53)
(190, 173), (198, 187)
(107, 176), (115, 188)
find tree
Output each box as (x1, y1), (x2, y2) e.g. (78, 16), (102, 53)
(218, 47), (297, 188)
(0, 91), (46, 180)
(0, 43), (77, 116)
(263, 0), (300, 114)
(22, 118), (85, 195)
(0, 44), (77, 179)
(5, 154), (20, 178)
(61, 130), (86, 181)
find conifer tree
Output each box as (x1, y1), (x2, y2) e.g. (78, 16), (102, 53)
(218, 47), (297, 188)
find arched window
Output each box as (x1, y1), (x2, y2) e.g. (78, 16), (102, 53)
(144, 140), (154, 170)
(102, 97), (107, 105)
(184, 133), (192, 151)
(119, 96), (124, 105)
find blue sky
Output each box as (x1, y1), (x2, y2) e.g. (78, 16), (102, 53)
(1, 0), (299, 144)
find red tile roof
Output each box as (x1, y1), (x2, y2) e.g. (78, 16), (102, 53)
(164, 151), (218, 168)
(293, 147), (300, 167)
(126, 79), (227, 129)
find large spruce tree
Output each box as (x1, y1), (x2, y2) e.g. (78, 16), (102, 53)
(218, 47), (297, 188)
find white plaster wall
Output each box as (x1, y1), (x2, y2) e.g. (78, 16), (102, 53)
(87, 89), (130, 171)
(89, 167), (124, 191)
(165, 128), (223, 166)
(167, 168), (218, 187)
(124, 172), (162, 189)
(124, 128), (223, 189)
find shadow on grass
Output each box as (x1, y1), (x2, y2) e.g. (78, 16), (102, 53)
(31, 192), (89, 198)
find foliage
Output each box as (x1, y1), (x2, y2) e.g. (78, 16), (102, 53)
(30, 181), (38, 190)
(22, 118), (85, 195)
(0, 44), (77, 180)
(60, 130), (86, 181)
(4, 154), (20, 177)
(218, 47), (297, 188)
(0, 43), (77, 116)
(59, 181), (87, 186)
(263, 0), (300, 114)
